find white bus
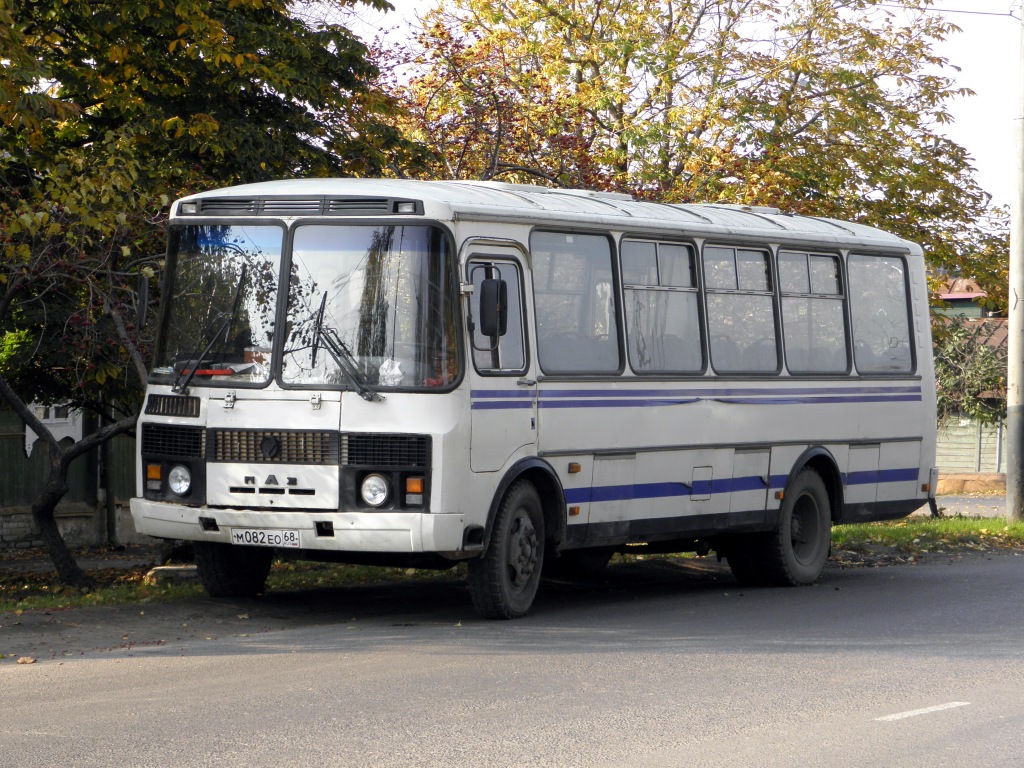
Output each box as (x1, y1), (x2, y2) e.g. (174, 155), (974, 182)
(131, 178), (937, 618)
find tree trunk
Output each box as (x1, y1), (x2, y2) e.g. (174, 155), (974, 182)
(31, 460), (93, 590)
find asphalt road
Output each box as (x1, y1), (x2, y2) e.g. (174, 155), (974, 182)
(3, 552), (1024, 767)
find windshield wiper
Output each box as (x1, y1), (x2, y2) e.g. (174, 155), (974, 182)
(310, 292), (382, 402)
(173, 265), (247, 394)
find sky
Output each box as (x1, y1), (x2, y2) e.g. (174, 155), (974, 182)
(351, 0), (1022, 210)
(929, 1), (1020, 209)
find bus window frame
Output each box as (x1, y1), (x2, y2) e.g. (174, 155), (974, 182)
(275, 218), (463, 393)
(776, 248), (852, 377)
(467, 253), (531, 378)
(701, 242), (782, 377)
(530, 228), (625, 377)
(846, 251), (917, 378)
(619, 235), (707, 377)
(155, 217), (289, 390)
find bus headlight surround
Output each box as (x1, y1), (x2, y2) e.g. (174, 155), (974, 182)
(168, 464), (192, 496)
(361, 473), (390, 507)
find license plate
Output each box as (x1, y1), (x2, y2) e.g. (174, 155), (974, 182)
(230, 528), (301, 548)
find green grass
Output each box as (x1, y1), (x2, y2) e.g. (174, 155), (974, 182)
(833, 516), (1024, 553)
(3, 517), (1023, 613)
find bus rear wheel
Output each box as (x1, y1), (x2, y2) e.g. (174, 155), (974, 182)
(758, 468), (831, 586)
(193, 541), (273, 598)
(468, 480), (545, 619)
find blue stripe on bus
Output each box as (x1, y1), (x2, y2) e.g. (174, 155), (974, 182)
(471, 385), (921, 409)
(535, 386), (922, 398)
(564, 469), (919, 505)
(564, 475), (769, 504)
(470, 400), (535, 410)
(846, 467), (920, 485)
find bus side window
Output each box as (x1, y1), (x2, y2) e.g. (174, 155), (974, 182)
(704, 245), (778, 374)
(779, 250), (848, 374)
(848, 254), (913, 374)
(532, 231), (621, 374)
(469, 260), (526, 373)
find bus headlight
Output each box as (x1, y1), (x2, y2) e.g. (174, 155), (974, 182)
(361, 473), (390, 507)
(168, 465), (192, 496)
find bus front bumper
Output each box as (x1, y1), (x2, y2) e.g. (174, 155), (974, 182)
(129, 499), (469, 554)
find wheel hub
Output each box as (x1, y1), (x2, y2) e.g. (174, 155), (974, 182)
(506, 513), (539, 588)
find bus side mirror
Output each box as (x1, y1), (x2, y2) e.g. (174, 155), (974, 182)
(479, 278), (508, 337)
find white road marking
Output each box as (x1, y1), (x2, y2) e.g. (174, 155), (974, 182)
(875, 702), (971, 722)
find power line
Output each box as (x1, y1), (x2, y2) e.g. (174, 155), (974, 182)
(876, 3), (1017, 17)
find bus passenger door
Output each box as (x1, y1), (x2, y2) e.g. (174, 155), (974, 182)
(467, 254), (538, 472)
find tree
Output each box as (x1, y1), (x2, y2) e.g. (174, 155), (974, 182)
(0, 0), (419, 586)
(933, 314), (1007, 426)
(385, 0), (1007, 299)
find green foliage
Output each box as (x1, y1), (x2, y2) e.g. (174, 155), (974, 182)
(933, 314), (1007, 425)
(386, 0), (1007, 298)
(1, 0), (420, 418)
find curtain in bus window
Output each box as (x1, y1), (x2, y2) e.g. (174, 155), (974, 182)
(622, 240), (702, 373)
(779, 251), (848, 374)
(703, 245), (777, 373)
(848, 254), (913, 374)
(532, 231), (620, 373)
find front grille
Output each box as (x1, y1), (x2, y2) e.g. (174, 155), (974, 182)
(210, 429), (340, 464)
(145, 394), (200, 418)
(141, 423), (205, 458)
(342, 434), (430, 468)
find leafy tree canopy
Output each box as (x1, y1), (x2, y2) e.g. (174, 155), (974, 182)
(385, 0), (1006, 300)
(1, 0), (420, 417)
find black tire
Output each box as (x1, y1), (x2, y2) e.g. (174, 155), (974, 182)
(545, 547), (615, 581)
(723, 535), (765, 586)
(193, 541), (273, 598)
(468, 480), (544, 619)
(757, 468), (832, 586)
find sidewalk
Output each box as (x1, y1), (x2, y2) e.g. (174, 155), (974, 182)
(928, 493), (1008, 519)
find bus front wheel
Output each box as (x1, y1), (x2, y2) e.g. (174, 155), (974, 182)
(468, 480), (545, 619)
(193, 541), (273, 598)
(760, 468), (831, 586)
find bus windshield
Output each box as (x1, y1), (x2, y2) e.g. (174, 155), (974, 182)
(152, 224), (283, 386)
(281, 224), (459, 390)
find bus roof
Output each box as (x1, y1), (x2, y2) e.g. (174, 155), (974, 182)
(175, 178), (918, 253)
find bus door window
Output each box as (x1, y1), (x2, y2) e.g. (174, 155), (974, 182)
(469, 260), (526, 374)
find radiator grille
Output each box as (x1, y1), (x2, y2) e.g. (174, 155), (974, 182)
(141, 423), (205, 458)
(210, 429), (340, 464)
(145, 395), (200, 418)
(342, 434), (430, 468)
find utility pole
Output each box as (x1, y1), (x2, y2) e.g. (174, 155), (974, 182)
(1008, 9), (1024, 522)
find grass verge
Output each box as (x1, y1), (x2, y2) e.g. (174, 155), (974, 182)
(833, 516), (1024, 553)
(3, 517), (1023, 613)
(0, 556), (466, 614)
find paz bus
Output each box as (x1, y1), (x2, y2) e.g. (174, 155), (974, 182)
(131, 178), (937, 618)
